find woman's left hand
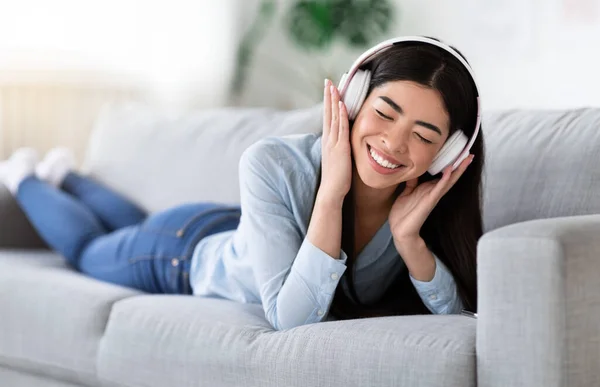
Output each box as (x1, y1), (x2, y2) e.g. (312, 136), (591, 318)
(389, 155), (474, 246)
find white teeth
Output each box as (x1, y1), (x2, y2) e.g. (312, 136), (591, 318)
(369, 146), (400, 169)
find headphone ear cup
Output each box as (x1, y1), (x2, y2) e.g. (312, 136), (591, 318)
(428, 130), (468, 175)
(341, 70), (371, 120)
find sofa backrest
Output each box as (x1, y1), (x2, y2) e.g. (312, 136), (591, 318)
(84, 104), (600, 232)
(481, 108), (600, 232)
(83, 102), (322, 212)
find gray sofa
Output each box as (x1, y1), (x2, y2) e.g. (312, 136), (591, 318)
(1, 103), (599, 387)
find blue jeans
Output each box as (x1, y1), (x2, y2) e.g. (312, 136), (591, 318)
(15, 173), (241, 294)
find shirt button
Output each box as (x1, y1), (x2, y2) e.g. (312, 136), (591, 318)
(429, 294), (438, 300)
(317, 310), (324, 317)
(171, 258), (180, 267)
(330, 273), (339, 280)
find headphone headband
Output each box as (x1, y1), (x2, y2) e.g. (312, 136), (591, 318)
(339, 36), (482, 169)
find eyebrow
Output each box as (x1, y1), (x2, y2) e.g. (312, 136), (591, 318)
(378, 96), (442, 135)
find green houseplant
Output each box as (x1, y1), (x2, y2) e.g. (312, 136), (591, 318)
(230, 0), (395, 100)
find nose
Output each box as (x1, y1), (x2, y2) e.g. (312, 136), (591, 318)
(381, 129), (409, 155)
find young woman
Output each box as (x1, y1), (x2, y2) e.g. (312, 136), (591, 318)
(0, 36), (483, 331)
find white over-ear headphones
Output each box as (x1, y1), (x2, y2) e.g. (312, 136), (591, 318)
(338, 36), (482, 176)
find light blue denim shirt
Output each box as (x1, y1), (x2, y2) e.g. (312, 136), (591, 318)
(190, 133), (463, 330)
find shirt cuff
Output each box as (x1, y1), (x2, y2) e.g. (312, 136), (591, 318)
(292, 238), (347, 294)
(409, 254), (462, 314)
(289, 238), (347, 320)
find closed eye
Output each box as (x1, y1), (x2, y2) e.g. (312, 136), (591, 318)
(376, 107), (434, 144)
(375, 109), (393, 120)
(415, 133), (433, 144)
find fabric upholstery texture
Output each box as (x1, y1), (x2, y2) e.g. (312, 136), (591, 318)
(477, 214), (600, 387)
(98, 296), (476, 387)
(0, 365), (85, 387)
(481, 108), (600, 232)
(82, 103), (323, 212)
(0, 251), (138, 386)
(1, 105), (599, 386)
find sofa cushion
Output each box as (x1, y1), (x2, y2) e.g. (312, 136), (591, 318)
(0, 251), (139, 386)
(482, 108), (600, 232)
(98, 296), (476, 387)
(83, 104), (600, 232)
(0, 365), (83, 387)
(83, 102), (322, 213)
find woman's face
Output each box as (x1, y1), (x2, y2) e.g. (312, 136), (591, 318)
(350, 80), (451, 190)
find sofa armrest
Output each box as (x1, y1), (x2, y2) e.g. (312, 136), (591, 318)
(0, 185), (48, 249)
(476, 214), (600, 387)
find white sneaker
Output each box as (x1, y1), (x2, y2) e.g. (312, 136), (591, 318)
(0, 147), (39, 194)
(36, 147), (77, 187)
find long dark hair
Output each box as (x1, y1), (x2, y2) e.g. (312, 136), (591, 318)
(316, 38), (484, 319)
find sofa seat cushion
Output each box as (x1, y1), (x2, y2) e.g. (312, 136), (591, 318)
(0, 250), (139, 386)
(98, 296), (476, 387)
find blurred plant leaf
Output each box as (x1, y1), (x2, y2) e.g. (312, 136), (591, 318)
(231, 0), (396, 102)
(285, 1), (335, 50)
(230, 0), (276, 95)
(286, 0), (394, 51)
(333, 0), (394, 47)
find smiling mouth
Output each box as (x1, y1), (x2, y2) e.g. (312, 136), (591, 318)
(367, 145), (405, 170)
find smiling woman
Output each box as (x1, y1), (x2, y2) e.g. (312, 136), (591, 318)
(314, 37), (484, 320)
(353, 81), (451, 189)
(0, 36), (484, 332)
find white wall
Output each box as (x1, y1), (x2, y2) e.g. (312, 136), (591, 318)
(392, 0), (600, 110)
(0, 0), (599, 111)
(0, 0), (240, 157)
(234, 0), (600, 111)
(0, 0), (238, 108)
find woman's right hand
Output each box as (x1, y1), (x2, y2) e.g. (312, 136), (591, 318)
(318, 79), (352, 206)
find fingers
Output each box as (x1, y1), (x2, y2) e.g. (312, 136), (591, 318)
(322, 80), (347, 146)
(338, 100), (349, 144)
(330, 83), (340, 143)
(432, 154), (474, 197)
(323, 79), (331, 142)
